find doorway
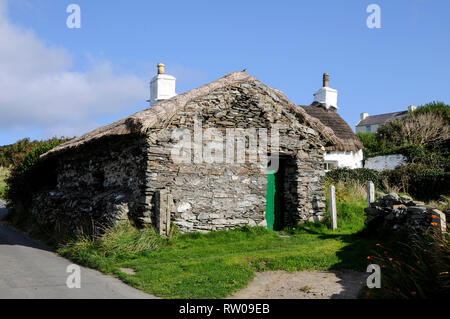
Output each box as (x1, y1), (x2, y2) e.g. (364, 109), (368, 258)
(265, 157), (287, 231)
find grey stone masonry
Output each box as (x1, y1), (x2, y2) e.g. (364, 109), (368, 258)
(364, 193), (447, 234)
(29, 81), (327, 235)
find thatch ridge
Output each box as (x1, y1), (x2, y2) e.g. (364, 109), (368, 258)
(302, 104), (363, 152)
(41, 71), (349, 159)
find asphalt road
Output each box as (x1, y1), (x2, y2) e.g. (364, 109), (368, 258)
(0, 201), (157, 299)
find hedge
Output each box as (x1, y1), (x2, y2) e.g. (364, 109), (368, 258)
(5, 139), (61, 206)
(326, 167), (450, 201)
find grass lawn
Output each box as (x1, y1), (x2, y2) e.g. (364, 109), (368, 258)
(0, 166), (9, 199)
(58, 186), (379, 299)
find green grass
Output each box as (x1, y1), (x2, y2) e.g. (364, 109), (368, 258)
(58, 184), (378, 299)
(0, 166), (9, 199)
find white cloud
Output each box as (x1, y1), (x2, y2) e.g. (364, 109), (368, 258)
(0, 0), (147, 139)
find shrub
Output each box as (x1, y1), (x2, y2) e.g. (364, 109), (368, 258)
(380, 164), (450, 201)
(376, 103), (450, 151)
(356, 133), (378, 158)
(363, 230), (450, 299)
(5, 139), (61, 207)
(325, 168), (380, 188)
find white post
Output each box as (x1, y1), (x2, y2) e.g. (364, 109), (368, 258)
(367, 181), (375, 208)
(329, 185), (337, 230)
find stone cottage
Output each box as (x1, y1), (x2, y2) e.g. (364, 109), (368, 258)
(33, 66), (350, 235)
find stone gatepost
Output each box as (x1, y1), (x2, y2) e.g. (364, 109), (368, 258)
(329, 185), (337, 230)
(155, 189), (172, 237)
(367, 181), (375, 208)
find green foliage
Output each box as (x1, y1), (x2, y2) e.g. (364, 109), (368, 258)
(325, 168), (380, 187)
(413, 101), (450, 124)
(0, 137), (72, 168)
(5, 138), (62, 206)
(353, 102), (450, 200)
(356, 132), (378, 158)
(0, 167), (8, 199)
(58, 215), (375, 299)
(326, 166), (450, 201)
(363, 230), (450, 299)
(321, 181), (368, 233)
(0, 138), (36, 167)
(357, 101), (450, 159)
(380, 164), (450, 200)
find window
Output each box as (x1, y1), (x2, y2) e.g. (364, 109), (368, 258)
(366, 125), (372, 133)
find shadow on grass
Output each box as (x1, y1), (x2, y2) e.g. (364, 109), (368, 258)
(296, 226), (380, 299)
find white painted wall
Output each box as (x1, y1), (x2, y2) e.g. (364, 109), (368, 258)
(364, 154), (407, 171)
(149, 74), (176, 106)
(313, 87), (338, 110)
(324, 149), (363, 170)
(355, 124), (380, 134)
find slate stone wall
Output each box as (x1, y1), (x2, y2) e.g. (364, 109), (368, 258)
(30, 134), (148, 235)
(140, 82), (326, 232)
(30, 81), (326, 235)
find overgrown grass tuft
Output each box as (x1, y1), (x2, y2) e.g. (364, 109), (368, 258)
(362, 230), (450, 299)
(322, 180), (368, 233)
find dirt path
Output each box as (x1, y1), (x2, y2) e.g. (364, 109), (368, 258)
(228, 270), (366, 299)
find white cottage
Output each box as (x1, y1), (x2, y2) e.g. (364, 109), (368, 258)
(301, 74), (363, 170)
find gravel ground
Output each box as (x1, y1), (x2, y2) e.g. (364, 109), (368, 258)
(228, 270), (367, 299)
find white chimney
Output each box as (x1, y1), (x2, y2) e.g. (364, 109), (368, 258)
(313, 73), (338, 111)
(149, 63), (176, 106)
(408, 105), (417, 112)
(360, 112), (369, 120)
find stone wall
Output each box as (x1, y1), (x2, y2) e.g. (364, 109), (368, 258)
(31, 134), (148, 235)
(31, 81), (326, 235)
(140, 81), (326, 233)
(364, 193), (447, 234)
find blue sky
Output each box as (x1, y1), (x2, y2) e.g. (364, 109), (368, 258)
(0, 0), (449, 146)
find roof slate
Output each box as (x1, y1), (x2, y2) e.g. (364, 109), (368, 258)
(357, 111), (408, 126)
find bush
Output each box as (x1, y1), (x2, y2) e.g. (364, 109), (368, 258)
(325, 168), (380, 188)
(356, 133), (378, 158)
(376, 103), (450, 151)
(357, 102), (450, 169)
(363, 230), (450, 299)
(5, 139), (62, 207)
(380, 164), (450, 201)
(326, 166), (450, 201)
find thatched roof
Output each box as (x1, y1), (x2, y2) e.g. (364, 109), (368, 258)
(41, 71), (352, 159)
(301, 103), (363, 152)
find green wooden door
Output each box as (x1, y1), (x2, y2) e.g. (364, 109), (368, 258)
(265, 165), (285, 231)
(265, 171), (276, 230)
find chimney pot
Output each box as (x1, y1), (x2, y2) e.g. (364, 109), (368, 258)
(157, 63), (165, 75)
(360, 112), (369, 120)
(323, 73), (329, 87)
